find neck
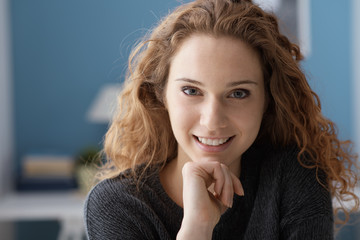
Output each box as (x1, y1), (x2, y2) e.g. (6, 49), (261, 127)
(159, 157), (185, 207)
(159, 147), (242, 208)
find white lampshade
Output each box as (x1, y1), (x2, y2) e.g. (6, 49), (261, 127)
(86, 83), (122, 123)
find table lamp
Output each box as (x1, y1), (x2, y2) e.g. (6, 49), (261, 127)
(86, 83), (122, 123)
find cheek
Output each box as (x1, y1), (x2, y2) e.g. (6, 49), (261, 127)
(167, 98), (195, 133)
(235, 102), (264, 134)
(174, 107), (197, 127)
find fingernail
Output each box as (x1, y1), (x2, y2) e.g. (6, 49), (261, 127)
(240, 188), (245, 196)
(236, 187), (244, 196)
(228, 199), (233, 208)
(235, 190), (244, 197)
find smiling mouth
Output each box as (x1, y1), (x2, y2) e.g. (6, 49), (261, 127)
(196, 136), (233, 146)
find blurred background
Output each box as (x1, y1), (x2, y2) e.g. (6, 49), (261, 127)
(0, 0), (359, 239)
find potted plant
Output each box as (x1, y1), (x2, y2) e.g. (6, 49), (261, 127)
(75, 146), (102, 195)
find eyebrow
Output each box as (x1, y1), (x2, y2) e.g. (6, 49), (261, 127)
(175, 78), (258, 87)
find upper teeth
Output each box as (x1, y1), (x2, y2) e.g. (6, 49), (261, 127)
(198, 137), (230, 146)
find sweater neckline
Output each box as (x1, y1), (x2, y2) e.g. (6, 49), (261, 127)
(149, 165), (250, 224)
(151, 169), (184, 218)
(144, 143), (264, 225)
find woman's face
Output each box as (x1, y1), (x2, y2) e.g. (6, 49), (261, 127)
(165, 34), (265, 174)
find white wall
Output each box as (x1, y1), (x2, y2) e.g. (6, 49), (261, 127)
(0, 0), (15, 237)
(0, 0), (14, 196)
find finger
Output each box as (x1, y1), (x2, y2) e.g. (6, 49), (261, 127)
(211, 163), (225, 198)
(219, 164), (234, 208)
(193, 162), (225, 197)
(230, 173), (244, 196)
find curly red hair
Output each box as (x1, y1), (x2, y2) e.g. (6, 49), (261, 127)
(101, 0), (359, 225)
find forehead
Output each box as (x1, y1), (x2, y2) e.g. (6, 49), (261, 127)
(169, 34), (263, 84)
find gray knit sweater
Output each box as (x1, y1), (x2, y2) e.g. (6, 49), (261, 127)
(84, 145), (334, 239)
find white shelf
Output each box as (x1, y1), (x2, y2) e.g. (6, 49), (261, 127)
(0, 191), (86, 240)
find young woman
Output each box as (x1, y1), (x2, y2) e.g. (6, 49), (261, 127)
(84, 0), (359, 239)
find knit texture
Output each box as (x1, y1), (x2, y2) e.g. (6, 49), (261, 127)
(84, 145), (334, 239)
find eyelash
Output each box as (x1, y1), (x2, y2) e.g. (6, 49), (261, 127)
(228, 89), (250, 99)
(181, 86), (201, 96)
(181, 86), (250, 99)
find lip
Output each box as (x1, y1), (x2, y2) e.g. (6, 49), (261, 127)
(193, 135), (235, 152)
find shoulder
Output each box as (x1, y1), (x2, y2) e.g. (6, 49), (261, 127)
(85, 165), (161, 206)
(259, 145), (329, 196)
(266, 146), (328, 191)
(85, 174), (136, 209)
(260, 144), (300, 168)
(259, 145), (325, 184)
(84, 167), (161, 239)
(246, 145), (308, 184)
(85, 168), (141, 210)
(84, 165), (162, 216)
(264, 145), (333, 224)
(84, 174), (136, 232)
(241, 145), (334, 239)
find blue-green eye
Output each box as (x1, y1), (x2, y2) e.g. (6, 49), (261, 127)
(229, 89), (249, 98)
(182, 87), (201, 96)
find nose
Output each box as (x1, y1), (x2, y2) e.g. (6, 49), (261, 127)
(199, 97), (228, 131)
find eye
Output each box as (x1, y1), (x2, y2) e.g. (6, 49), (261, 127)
(228, 89), (250, 99)
(182, 86), (201, 96)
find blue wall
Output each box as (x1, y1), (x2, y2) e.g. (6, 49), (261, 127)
(304, 1), (357, 239)
(303, 0), (353, 142)
(10, 0), (184, 173)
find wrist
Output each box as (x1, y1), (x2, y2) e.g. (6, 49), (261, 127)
(177, 218), (215, 240)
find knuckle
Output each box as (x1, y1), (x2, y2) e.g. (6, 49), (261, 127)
(182, 162), (193, 174)
(213, 162), (222, 169)
(220, 163), (229, 171)
(182, 162), (201, 176)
